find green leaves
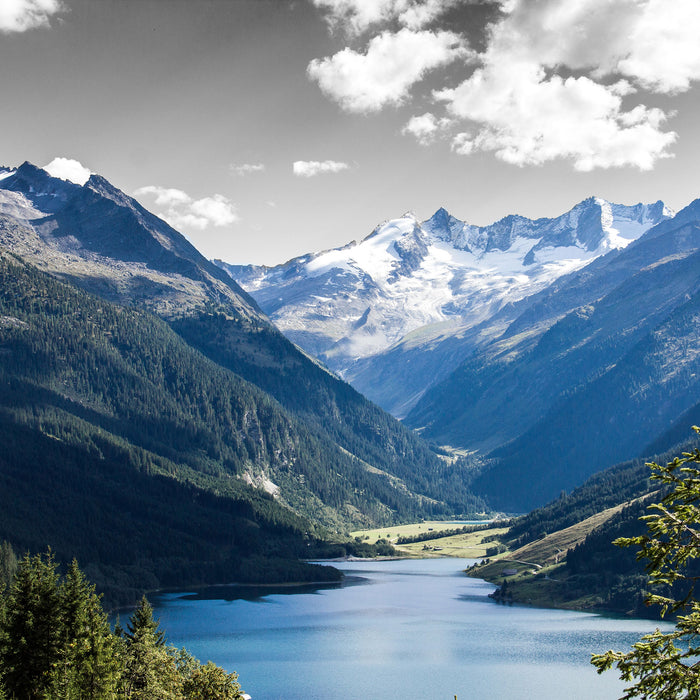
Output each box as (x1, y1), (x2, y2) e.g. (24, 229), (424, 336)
(592, 427), (700, 698)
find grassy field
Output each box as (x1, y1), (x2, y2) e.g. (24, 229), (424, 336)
(351, 521), (509, 559)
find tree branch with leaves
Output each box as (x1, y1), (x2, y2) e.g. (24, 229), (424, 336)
(592, 426), (700, 698)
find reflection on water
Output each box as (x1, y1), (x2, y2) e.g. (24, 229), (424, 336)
(177, 579), (348, 603)
(151, 558), (669, 700)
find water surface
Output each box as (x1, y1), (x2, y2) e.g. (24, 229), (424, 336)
(152, 558), (666, 700)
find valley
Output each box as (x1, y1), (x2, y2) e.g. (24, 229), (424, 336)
(223, 195), (700, 512)
(0, 160), (698, 619)
(4, 2), (700, 696)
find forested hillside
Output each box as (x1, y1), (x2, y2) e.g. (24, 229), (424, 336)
(0, 253), (360, 603)
(171, 312), (482, 516)
(0, 251), (474, 603)
(479, 430), (700, 615)
(407, 203), (700, 511)
(0, 163), (484, 525)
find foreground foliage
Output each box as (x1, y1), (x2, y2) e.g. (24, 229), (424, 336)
(592, 427), (700, 698)
(0, 553), (243, 699)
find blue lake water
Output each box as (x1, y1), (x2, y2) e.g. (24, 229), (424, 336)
(150, 558), (669, 700)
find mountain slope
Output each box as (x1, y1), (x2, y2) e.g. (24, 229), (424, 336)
(0, 252), (348, 603)
(0, 162), (484, 531)
(0, 162), (260, 319)
(219, 198), (670, 417)
(407, 201), (700, 510)
(474, 429), (700, 616)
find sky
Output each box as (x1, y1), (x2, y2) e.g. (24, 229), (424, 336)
(1, 0), (700, 266)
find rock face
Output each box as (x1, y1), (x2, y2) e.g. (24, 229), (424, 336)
(0, 162), (261, 321)
(218, 197), (671, 417)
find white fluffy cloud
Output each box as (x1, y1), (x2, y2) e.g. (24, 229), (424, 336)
(616, 0), (700, 93)
(310, 0), (700, 170)
(134, 185), (238, 231)
(476, 0), (700, 95)
(230, 162), (266, 176)
(43, 157), (91, 185)
(308, 28), (469, 113)
(436, 63), (676, 171)
(402, 112), (452, 145)
(0, 0), (64, 33)
(292, 160), (350, 177)
(311, 0), (459, 34)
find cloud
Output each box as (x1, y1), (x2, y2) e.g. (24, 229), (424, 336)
(312, 0), (400, 34)
(309, 0), (700, 170)
(230, 162), (266, 176)
(134, 185), (238, 231)
(476, 0), (700, 95)
(436, 63), (676, 171)
(189, 195), (239, 227)
(430, 0), (684, 169)
(311, 0), (459, 34)
(134, 185), (191, 208)
(0, 0), (65, 33)
(293, 160), (350, 177)
(43, 157), (91, 185)
(308, 28), (469, 113)
(402, 112), (452, 145)
(616, 0), (700, 93)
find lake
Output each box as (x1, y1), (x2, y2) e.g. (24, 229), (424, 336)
(151, 558), (668, 700)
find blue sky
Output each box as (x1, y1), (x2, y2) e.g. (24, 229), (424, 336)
(2, 0), (699, 264)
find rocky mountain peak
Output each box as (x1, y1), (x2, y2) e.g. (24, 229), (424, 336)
(0, 161), (260, 321)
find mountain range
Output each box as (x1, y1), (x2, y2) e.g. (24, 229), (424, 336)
(221, 196), (700, 511)
(1, 158), (698, 527)
(220, 198), (671, 417)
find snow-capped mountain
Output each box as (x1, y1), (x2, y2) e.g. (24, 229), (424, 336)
(0, 161), (261, 321)
(218, 197), (672, 416)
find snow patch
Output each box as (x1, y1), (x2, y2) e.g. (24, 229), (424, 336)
(220, 197), (672, 377)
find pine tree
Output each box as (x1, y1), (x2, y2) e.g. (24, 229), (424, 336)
(0, 551), (62, 699)
(592, 428), (700, 697)
(125, 597), (165, 647)
(122, 596), (182, 699)
(51, 560), (119, 699)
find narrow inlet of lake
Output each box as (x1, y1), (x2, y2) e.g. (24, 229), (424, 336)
(151, 558), (666, 700)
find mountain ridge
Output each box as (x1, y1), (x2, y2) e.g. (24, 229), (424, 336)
(0, 161), (485, 536)
(407, 209), (700, 510)
(218, 197), (671, 416)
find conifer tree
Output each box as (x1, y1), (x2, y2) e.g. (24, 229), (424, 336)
(0, 555), (245, 699)
(182, 660), (243, 700)
(122, 596), (181, 699)
(0, 551), (62, 699)
(51, 560), (119, 699)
